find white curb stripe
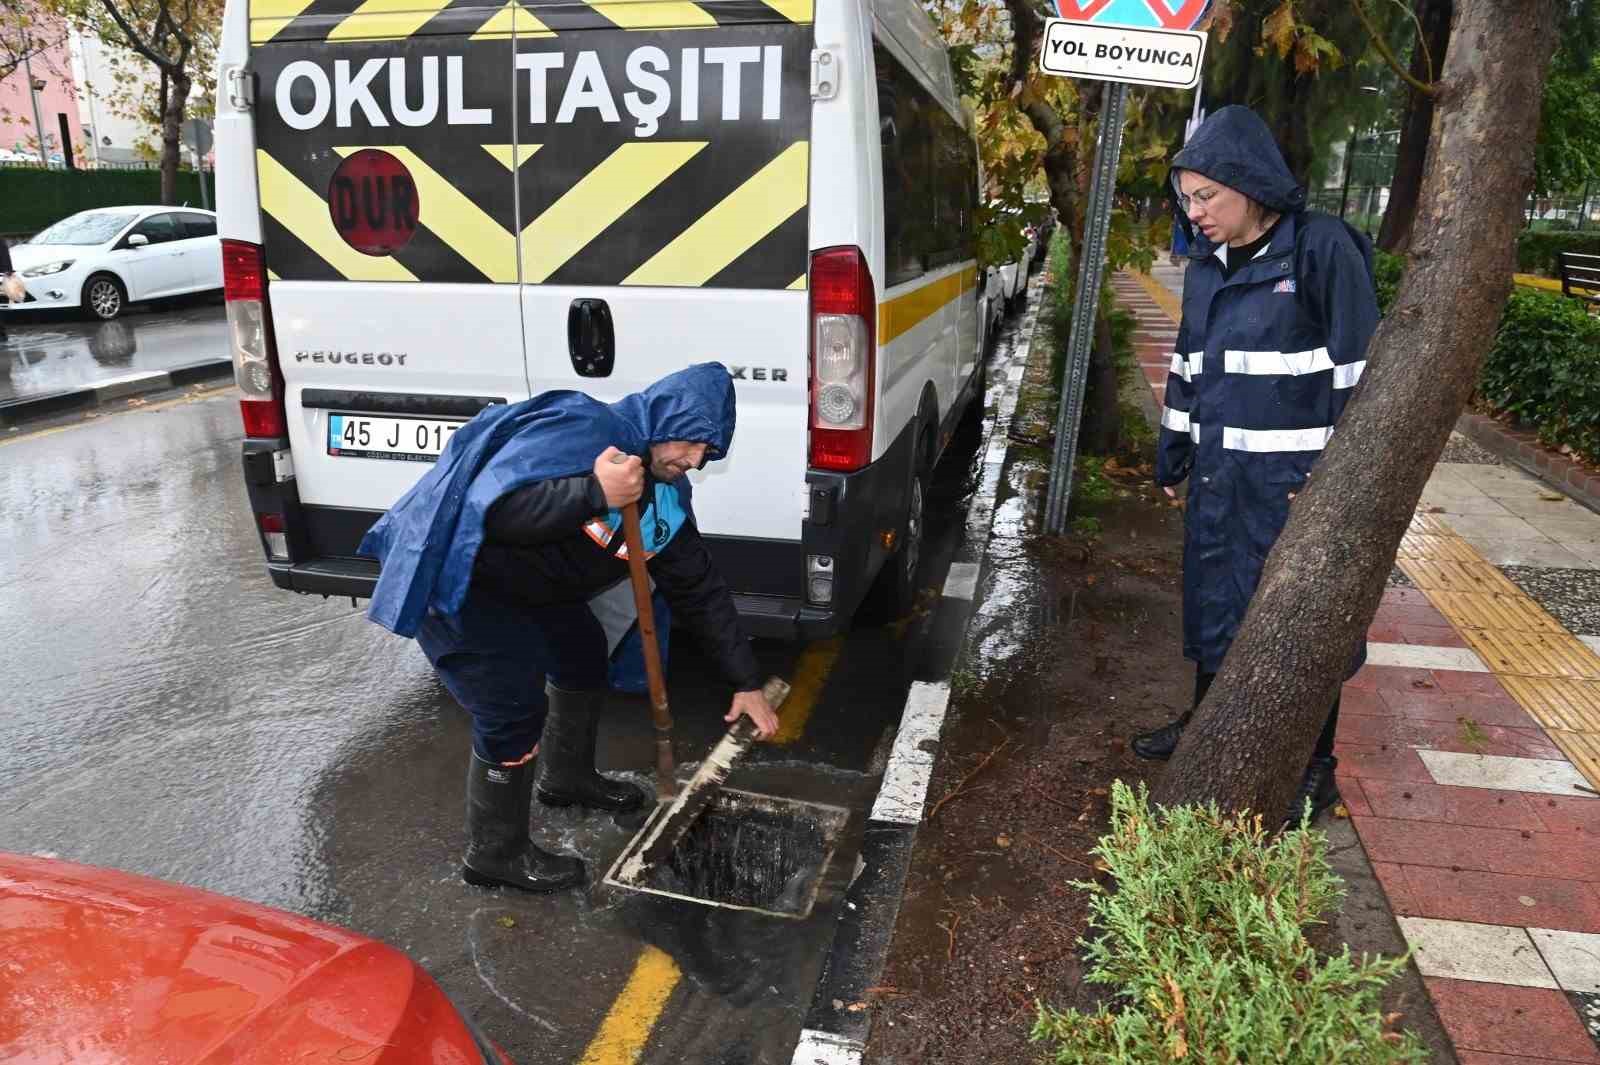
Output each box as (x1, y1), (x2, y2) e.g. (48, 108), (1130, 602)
(943, 562), (980, 601)
(1579, 634), (1600, 655)
(1528, 928), (1600, 993)
(790, 1029), (864, 1065)
(870, 681), (951, 825)
(1417, 750), (1596, 796)
(1396, 917), (1559, 989)
(1366, 642), (1490, 673)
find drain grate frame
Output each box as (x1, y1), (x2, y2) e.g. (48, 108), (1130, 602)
(603, 788), (850, 920)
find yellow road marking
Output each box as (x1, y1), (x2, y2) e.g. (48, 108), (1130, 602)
(877, 265), (976, 346)
(249, 0), (318, 42)
(336, 145), (516, 283)
(583, 0), (716, 28)
(326, 0), (454, 40)
(481, 143), (542, 171)
(771, 636), (844, 745)
(1395, 512), (1600, 788)
(521, 141), (707, 284)
(624, 142), (807, 287)
(577, 947), (681, 1065)
(257, 151), (417, 283)
(470, 0), (554, 38)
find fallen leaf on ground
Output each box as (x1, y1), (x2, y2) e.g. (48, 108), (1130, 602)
(1539, 492), (1565, 501)
(496, 916), (517, 928)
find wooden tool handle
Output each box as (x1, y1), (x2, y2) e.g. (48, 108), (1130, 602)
(621, 500), (675, 798)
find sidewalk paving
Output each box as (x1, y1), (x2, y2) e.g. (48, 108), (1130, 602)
(1114, 267), (1600, 1064)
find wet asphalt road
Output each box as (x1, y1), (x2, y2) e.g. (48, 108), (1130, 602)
(0, 299), (228, 404)
(0, 302), (1028, 1064)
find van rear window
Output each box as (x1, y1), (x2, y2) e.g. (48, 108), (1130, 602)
(876, 43), (976, 289)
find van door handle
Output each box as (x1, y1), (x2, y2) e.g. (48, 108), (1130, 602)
(568, 298), (614, 378)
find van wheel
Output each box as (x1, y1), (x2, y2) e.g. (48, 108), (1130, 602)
(865, 462), (928, 621)
(83, 274), (126, 321)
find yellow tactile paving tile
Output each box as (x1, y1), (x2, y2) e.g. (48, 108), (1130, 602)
(1124, 270), (1183, 323)
(1397, 507), (1600, 789)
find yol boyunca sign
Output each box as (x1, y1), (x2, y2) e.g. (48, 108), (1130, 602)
(1042, 0), (1208, 89)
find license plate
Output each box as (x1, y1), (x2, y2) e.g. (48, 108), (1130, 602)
(326, 413), (464, 462)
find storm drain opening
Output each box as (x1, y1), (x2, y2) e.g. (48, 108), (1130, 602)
(604, 788), (849, 920)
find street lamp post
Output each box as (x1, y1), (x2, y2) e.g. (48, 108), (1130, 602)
(22, 52), (49, 165)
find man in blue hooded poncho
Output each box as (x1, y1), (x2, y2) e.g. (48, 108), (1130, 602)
(360, 363), (780, 894)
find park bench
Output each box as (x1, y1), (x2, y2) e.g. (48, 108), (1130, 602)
(1558, 251), (1600, 311)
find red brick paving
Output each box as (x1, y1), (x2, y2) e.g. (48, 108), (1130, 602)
(1332, 743), (1436, 782)
(1457, 1053), (1600, 1065)
(1425, 979), (1600, 1063)
(1371, 689), (1541, 729)
(1397, 865), (1600, 933)
(1347, 664), (1442, 692)
(1338, 715), (1564, 759)
(1350, 816), (1600, 881)
(1533, 796), (1600, 836)
(1356, 779), (1550, 832)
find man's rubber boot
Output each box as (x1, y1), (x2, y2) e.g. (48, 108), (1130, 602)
(1131, 711), (1193, 761)
(462, 752), (585, 893)
(536, 684), (649, 813)
(1284, 755), (1341, 829)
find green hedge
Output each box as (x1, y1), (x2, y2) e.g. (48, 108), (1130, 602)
(1515, 230), (1600, 275)
(1378, 255), (1600, 466)
(1031, 784), (1423, 1064)
(0, 165), (210, 235)
(1481, 290), (1600, 464)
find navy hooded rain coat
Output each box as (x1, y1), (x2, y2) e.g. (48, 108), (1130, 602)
(1158, 106), (1379, 673)
(358, 364), (762, 760)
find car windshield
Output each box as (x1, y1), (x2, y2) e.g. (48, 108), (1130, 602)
(30, 211), (138, 246)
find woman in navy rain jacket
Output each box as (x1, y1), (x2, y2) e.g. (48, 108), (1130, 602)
(1131, 107), (1379, 826)
(361, 363), (779, 893)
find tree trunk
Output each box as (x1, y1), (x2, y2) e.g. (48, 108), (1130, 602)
(160, 69), (191, 205)
(1079, 307), (1122, 454)
(1376, 0), (1453, 252)
(1153, 0), (1561, 817)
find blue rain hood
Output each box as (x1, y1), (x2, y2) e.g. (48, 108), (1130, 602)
(359, 362), (737, 637)
(1169, 105), (1307, 256)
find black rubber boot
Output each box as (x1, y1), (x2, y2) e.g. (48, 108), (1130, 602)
(536, 684), (649, 813)
(1284, 756), (1341, 829)
(462, 752), (585, 893)
(1131, 711), (1192, 761)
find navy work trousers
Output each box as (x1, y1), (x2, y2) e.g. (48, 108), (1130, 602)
(418, 595), (610, 764)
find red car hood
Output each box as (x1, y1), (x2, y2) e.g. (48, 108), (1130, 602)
(0, 854), (490, 1065)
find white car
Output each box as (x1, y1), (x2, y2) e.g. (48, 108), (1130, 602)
(2, 206), (223, 320)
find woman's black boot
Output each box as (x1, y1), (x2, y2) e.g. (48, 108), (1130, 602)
(1131, 711), (1193, 761)
(462, 752), (585, 893)
(1284, 756), (1340, 828)
(536, 683), (649, 813)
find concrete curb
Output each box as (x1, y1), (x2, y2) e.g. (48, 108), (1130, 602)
(1455, 411), (1600, 517)
(0, 358), (233, 427)
(789, 277), (1044, 1064)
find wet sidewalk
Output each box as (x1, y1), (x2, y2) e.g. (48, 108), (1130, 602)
(1114, 267), (1600, 1063)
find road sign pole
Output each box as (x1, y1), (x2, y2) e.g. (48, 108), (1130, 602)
(1044, 80), (1128, 534)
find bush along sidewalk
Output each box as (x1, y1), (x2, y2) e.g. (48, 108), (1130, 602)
(1375, 250), (1600, 468)
(1031, 783), (1424, 1065)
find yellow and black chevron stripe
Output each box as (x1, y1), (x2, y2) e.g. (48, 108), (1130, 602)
(252, 13), (812, 287)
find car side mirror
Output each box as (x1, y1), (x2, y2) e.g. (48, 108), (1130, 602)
(127, 233), (149, 248)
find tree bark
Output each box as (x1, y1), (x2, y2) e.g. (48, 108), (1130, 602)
(1153, 0), (1561, 817)
(161, 69), (190, 205)
(1377, 0), (1453, 252)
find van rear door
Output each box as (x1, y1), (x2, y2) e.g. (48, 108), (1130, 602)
(249, 0), (526, 539)
(510, 5), (814, 571)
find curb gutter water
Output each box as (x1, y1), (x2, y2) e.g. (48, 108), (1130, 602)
(0, 358), (234, 427)
(789, 276), (1044, 1064)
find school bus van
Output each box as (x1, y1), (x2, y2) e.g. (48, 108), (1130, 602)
(217, 0), (987, 638)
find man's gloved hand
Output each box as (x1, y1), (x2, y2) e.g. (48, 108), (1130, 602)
(595, 446), (644, 508)
(726, 689), (779, 739)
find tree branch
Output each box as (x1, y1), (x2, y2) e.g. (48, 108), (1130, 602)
(1391, 0), (1435, 80)
(1353, 0), (1436, 96)
(97, 0), (176, 73)
(1000, 0), (1071, 152)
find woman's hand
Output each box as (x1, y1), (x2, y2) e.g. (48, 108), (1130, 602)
(594, 446), (644, 508)
(726, 689), (779, 739)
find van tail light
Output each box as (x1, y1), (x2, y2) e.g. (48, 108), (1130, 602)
(223, 239), (287, 439)
(808, 246), (875, 472)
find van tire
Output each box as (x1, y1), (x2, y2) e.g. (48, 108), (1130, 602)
(864, 456), (928, 621)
